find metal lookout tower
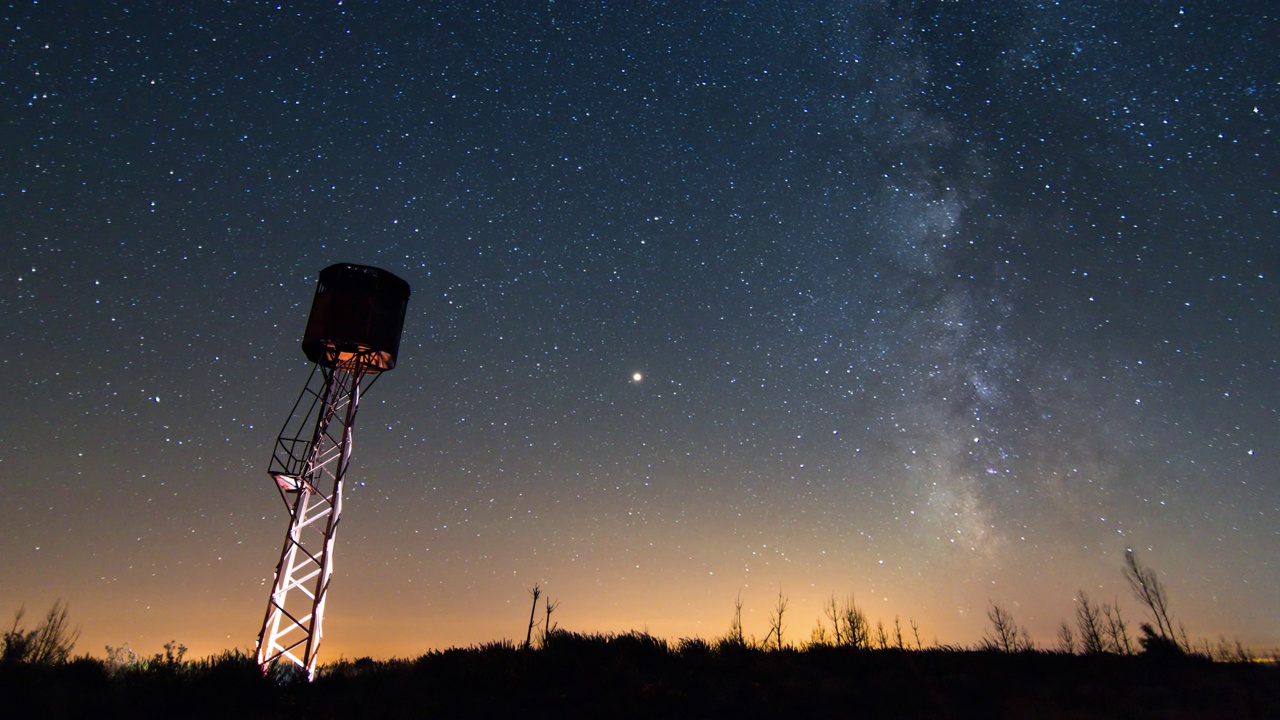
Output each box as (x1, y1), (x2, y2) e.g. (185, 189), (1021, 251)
(255, 263), (410, 678)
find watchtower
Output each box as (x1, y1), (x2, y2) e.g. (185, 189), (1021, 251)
(255, 263), (409, 678)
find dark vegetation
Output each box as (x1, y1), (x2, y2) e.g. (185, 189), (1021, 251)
(2, 633), (1277, 719)
(3, 553), (1276, 718)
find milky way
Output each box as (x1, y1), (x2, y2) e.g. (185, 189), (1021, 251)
(2, 2), (1276, 658)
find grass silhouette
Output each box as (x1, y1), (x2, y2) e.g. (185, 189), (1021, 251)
(3, 632), (1278, 719)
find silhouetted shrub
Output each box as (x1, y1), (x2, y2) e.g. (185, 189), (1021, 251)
(2, 600), (81, 665)
(1139, 622), (1185, 658)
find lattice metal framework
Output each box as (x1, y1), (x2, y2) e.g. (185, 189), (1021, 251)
(255, 354), (381, 679)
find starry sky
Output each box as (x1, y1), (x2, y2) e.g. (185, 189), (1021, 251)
(3, 2), (1277, 660)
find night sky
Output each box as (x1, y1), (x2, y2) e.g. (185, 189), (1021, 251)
(3, 2), (1277, 661)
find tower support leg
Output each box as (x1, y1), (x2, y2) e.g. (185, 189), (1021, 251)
(255, 362), (372, 678)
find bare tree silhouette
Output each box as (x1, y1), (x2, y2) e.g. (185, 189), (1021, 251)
(542, 596), (560, 646)
(766, 589), (788, 651)
(874, 619), (889, 650)
(1057, 620), (1077, 654)
(726, 591), (746, 647)
(822, 593), (871, 649)
(1074, 591), (1107, 654)
(1102, 598), (1133, 655)
(524, 585), (542, 650)
(1123, 549), (1177, 644)
(822, 594), (844, 646)
(980, 602), (1032, 652)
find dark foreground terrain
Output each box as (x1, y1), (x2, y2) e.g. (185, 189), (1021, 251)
(3, 633), (1277, 719)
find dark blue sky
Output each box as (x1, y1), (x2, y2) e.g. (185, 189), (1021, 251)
(2, 1), (1276, 658)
